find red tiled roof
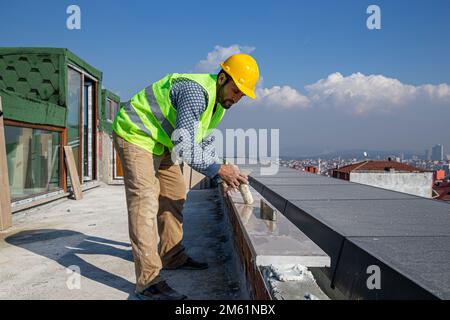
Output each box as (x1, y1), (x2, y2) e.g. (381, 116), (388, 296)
(334, 160), (427, 174)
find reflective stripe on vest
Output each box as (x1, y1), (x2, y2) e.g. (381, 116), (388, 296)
(112, 73), (226, 155)
(123, 101), (153, 138)
(145, 85), (174, 138)
(123, 87), (175, 140)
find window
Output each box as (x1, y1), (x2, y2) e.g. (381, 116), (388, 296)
(106, 99), (111, 121)
(107, 98), (119, 122)
(67, 67), (82, 173)
(83, 78), (95, 181)
(67, 66), (98, 183)
(5, 125), (61, 200)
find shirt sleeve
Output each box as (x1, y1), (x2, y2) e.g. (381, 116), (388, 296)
(170, 79), (221, 178)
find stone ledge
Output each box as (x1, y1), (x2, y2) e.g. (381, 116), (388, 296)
(221, 183), (330, 300)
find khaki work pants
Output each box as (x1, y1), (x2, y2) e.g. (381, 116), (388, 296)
(113, 132), (189, 293)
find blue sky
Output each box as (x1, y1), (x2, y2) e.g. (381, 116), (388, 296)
(1, 0), (450, 156)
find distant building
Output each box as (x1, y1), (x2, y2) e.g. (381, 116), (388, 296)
(332, 159), (433, 198)
(425, 149), (431, 160)
(432, 144), (444, 161)
(304, 166), (318, 174)
(434, 170), (446, 181)
(444, 164), (450, 176)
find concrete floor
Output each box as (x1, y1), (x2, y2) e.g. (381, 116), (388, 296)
(0, 185), (245, 300)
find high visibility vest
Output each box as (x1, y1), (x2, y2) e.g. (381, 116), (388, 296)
(112, 73), (226, 155)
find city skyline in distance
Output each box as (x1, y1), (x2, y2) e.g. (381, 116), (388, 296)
(280, 146), (449, 161)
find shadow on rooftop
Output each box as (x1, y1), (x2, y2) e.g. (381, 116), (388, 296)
(5, 229), (137, 298)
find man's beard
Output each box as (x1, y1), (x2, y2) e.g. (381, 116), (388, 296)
(221, 100), (234, 109)
(218, 84), (234, 109)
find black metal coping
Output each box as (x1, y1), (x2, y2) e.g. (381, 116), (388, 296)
(241, 164), (450, 300)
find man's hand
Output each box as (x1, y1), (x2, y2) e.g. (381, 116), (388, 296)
(218, 164), (248, 190)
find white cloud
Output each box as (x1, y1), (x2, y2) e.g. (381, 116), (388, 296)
(245, 72), (450, 113)
(305, 72), (450, 114)
(197, 45), (309, 109)
(245, 86), (310, 109)
(195, 45), (255, 73)
(196, 47), (450, 113)
(419, 83), (450, 101)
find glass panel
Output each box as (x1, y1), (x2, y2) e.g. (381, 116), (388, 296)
(83, 81), (94, 182)
(5, 125), (61, 200)
(105, 99), (111, 121)
(111, 100), (119, 121)
(67, 68), (82, 176)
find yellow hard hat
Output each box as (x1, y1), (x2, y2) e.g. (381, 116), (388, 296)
(220, 53), (259, 99)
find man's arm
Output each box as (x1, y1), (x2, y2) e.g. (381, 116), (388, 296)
(170, 79), (221, 178)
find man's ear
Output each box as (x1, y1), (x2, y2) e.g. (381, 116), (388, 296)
(218, 72), (227, 85)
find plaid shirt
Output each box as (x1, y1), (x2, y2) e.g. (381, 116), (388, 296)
(169, 78), (221, 178)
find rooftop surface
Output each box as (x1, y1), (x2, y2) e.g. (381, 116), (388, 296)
(243, 164), (450, 299)
(333, 160), (427, 173)
(0, 185), (244, 300)
(1, 164), (449, 300)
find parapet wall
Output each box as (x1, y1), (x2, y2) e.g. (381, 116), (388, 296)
(244, 164), (450, 300)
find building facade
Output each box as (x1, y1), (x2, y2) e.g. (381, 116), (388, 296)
(432, 144), (444, 161)
(0, 48), (121, 219)
(332, 159), (434, 198)
(98, 89), (123, 184)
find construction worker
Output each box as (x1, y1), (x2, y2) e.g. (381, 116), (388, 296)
(112, 54), (259, 300)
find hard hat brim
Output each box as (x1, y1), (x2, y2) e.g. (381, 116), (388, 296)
(220, 62), (257, 99)
(236, 82), (256, 99)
